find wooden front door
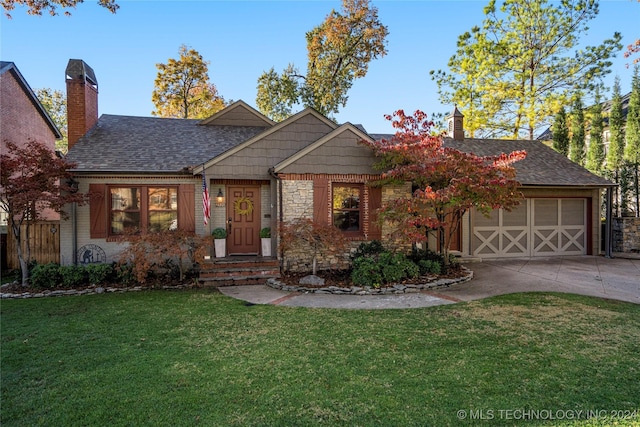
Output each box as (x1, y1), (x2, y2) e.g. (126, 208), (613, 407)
(227, 186), (260, 255)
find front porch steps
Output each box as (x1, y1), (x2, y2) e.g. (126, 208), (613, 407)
(198, 257), (280, 286)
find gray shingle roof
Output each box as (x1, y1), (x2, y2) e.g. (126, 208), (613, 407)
(66, 114), (268, 173)
(370, 133), (613, 187)
(445, 137), (614, 187)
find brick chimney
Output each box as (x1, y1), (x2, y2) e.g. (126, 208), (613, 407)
(447, 106), (464, 141)
(66, 59), (98, 150)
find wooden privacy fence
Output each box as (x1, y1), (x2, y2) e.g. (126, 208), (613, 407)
(6, 221), (60, 269)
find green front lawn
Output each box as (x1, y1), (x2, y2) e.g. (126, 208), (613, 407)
(1, 291), (639, 426)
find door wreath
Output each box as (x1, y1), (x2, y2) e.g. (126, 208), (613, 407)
(233, 196), (254, 216)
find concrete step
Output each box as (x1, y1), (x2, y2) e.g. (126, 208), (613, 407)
(198, 256), (280, 286)
(199, 274), (280, 287)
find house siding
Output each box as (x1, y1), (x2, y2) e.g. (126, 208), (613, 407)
(202, 105), (272, 127)
(277, 129), (378, 175)
(59, 175), (201, 266)
(212, 115), (335, 179)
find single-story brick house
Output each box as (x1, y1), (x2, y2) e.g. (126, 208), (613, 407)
(60, 60), (615, 268)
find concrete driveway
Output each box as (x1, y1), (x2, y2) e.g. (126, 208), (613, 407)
(218, 255), (640, 309)
(437, 255), (640, 304)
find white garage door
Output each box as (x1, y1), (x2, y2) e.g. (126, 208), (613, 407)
(472, 199), (586, 258)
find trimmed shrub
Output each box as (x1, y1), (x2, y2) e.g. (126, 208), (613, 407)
(351, 250), (420, 287)
(85, 263), (114, 285)
(30, 263), (61, 289)
(60, 265), (87, 288)
(409, 247), (454, 273)
(351, 256), (383, 288)
(350, 240), (384, 260)
(418, 259), (441, 275)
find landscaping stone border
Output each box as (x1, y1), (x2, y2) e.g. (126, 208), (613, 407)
(0, 284), (192, 299)
(267, 266), (473, 295)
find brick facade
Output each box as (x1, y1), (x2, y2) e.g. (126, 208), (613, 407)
(0, 64), (61, 223)
(66, 77), (98, 150)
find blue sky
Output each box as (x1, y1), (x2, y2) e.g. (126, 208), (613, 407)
(1, 0), (638, 134)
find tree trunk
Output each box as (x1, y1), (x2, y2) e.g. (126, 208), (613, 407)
(10, 220), (28, 286)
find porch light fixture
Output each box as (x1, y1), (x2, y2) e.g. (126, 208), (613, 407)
(216, 188), (225, 207)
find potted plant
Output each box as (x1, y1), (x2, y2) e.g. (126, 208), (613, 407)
(260, 227), (271, 257)
(212, 227), (227, 258)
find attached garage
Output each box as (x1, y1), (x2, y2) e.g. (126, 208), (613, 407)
(444, 133), (615, 259)
(472, 198), (589, 258)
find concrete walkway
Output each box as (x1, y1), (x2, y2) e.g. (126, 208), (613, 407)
(218, 255), (640, 309)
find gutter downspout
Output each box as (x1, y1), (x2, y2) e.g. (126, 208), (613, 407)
(268, 168), (283, 270)
(72, 202), (77, 265)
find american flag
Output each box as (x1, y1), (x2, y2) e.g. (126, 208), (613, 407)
(202, 169), (211, 226)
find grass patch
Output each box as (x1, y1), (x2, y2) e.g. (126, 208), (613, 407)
(1, 291), (639, 426)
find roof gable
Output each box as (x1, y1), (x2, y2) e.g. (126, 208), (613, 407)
(196, 107), (337, 174)
(274, 123), (375, 173)
(198, 100), (275, 127)
(1, 61), (63, 139)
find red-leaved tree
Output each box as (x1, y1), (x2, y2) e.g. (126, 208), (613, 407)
(0, 140), (86, 286)
(279, 218), (348, 275)
(361, 110), (526, 267)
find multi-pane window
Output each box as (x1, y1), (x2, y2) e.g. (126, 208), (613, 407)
(110, 186), (177, 235)
(110, 187), (140, 234)
(332, 184), (362, 233)
(148, 187), (178, 232)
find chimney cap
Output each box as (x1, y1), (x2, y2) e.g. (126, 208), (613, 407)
(65, 59), (98, 86)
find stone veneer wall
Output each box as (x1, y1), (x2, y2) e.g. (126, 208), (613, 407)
(279, 179), (411, 273)
(613, 217), (640, 253)
(282, 180), (314, 221)
(280, 179), (346, 272)
(381, 182), (412, 252)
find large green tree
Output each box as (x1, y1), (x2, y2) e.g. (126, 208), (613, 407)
(552, 106), (570, 156)
(430, 0), (622, 140)
(624, 66), (640, 216)
(607, 77), (627, 216)
(152, 45), (226, 119)
(585, 90), (605, 174)
(2, 0), (117, 17)
(36, 88), (68, 153)
(569, 95), (586, 166)
(256, 0), (388, 121)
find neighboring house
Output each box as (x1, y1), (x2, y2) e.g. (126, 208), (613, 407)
(0, 61), (63, 227)
(0, 61), (63, 269)
(59, 60), (614, 268)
